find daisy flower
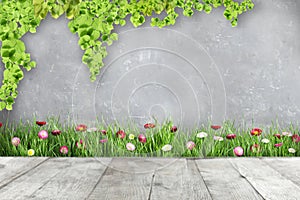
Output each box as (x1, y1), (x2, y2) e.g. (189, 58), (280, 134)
(161, 144), (172, 152)
(196, 132), (208, 138)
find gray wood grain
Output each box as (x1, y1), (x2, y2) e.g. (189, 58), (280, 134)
(88, 158), (164, 200)
(195, 158), (263, 200)
(151, 159), (212, 200)
(31, 158), (112, 200)
(0, 157), (111, 200)
(106, 157), (177, 174)
(1, 157), (300, 200)
(229, 158), (300, 200)
(0, 157), (49, 189)
(262, 157), (300, 187)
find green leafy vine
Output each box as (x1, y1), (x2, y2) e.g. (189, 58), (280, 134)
(0, 0), (254, 111)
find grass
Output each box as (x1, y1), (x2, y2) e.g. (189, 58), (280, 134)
(0, 117), (299, 157)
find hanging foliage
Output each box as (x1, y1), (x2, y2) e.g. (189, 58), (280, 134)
(0, 0), (254, 111)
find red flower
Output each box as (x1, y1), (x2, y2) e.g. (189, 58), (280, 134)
(170, 125), (178, 133)
(291, 134), (298, 140)
(211, 125), (221, 130)
(59, 146), (69, 154)
(36, 121), (46, 126)
(292, 134), (300, 143)
(138, 134), (147, 143)
(274, 142), (283, 147)
(75, 139), (85, 149)
(186, 141), (196, 150)
(75, 124), (87, 132)
(100, 130), (107, 135)
(250, 128), (262, 136)
(226, 134), (236, 139)
(116, 130), (126, 139)
(144, 123), (156, 129)
(100, 138), (108, 143)
(274, 133), (281, 139)
(38, 130), (48, 139)
(234, 146), (244, 157)
(0, 122), (2, 128)
(51, 130), (61, 136)
(250, 144), (260, 153)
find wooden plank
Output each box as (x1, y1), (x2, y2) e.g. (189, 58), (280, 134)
(150, 159), (212, 200)
(230, 158), (300, 200)
(0, 157), (49, 189)
(195, 158), (263, 200)
(88, 158), (172, 200)
(106, 157), (178, 173)
(262, 158), (300, 186)
(0, 157), (112, 200)
(1, 157), (298, 200)
(32, 157), (112, 200)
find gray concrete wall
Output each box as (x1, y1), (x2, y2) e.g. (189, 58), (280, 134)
(0, 0), (300, 128)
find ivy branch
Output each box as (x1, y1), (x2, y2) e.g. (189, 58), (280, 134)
(0, 0), (254, 111)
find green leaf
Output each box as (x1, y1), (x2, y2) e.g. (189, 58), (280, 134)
(75, 15), (93, 26)
(78, 35), (90, 46)
(90, 30), (100, 40)
(68, 23), (77, 33)
(110, 33), (118, 41)
(6, 103), (13, 111)
(66, 9), (75, 19)
(194, 3), (203, 11)
(6, 96), (14, 104)
(78, 28), (88, 37)
(15, 40), (26, 52)
(119, 19), (126, 26)
(1, 50), (10, 58)
(224, 9), (232, 20)
(106, 39), (113, 46)
(39, 6), (49, 19)
(82, 35), (90, 42)
(13, 70), (24, 80)
(106, 16), (114, 24)
(29, 61), (36, 68)
(212, 0), (222, 8)
(183, 8), (193, 17)
(30, 20), (39, 27)
(248, 2), (254, 10)
(204, 4), (212, 14)
(0, 101), (6, 110)
(9, 49), (16, 57)
(231, 18), (238, 27)
(8, 22), (18, 31)
(102, 34), (108, 41)
(138, 15), (145, 24)
(50, 4), (65, 19)
(2, 40), (16, 49)
(11, 91), (18, 98)
(33, 0), (44, 5)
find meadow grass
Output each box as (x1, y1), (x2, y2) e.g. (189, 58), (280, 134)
(0, 117), (299, 157)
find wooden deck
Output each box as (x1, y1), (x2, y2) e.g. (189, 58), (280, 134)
(0, 157), (299, 200)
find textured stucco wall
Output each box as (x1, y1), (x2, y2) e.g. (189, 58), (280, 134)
(0, 0), (300, 128)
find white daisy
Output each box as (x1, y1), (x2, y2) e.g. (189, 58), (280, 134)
(288, 148), (296, 154)
(126, 143), (135, 151)
(213, 136), (224, 141)
(261, 138), (270, 144)
(161, 144), (172, 152)
(87, 127), (98, 132)
(196, 132), (208, 138)
(282, 132), (293, 137)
